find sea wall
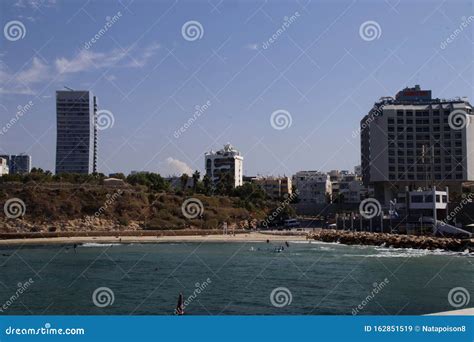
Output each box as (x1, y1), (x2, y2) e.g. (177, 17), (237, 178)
(307, 229), (472, 252)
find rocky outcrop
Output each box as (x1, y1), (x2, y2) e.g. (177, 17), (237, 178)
(307, 229), (473, 252)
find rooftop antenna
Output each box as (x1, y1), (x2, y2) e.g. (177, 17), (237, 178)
(64, 86), (74, 91)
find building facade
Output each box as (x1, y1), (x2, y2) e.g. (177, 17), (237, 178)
(0, 157), (9, 175)
(205, 143), (243, 188)
(0, 154), (31, 174)
(331, 172), (368, 204)
(56, 90), (97, 174)
(251, 176), (292, 199)
(361, 85), (474, 204)
(292, 171), (331, 204)
(10, 154), (31, 174)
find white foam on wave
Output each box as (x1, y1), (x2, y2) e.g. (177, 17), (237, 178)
(343, 247), (472, 258)
(79, 243), (122, 248)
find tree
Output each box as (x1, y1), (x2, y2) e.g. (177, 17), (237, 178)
(202, 174), (212, 195)
(180, 173), (189, 191)
(192, 170), (200, 192)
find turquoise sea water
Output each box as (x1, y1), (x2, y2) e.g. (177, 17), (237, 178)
(0, 241), (471, 315)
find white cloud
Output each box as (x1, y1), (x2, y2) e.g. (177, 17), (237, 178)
(0, 57), (49, 95)
(55, 43), (160, 74)
(1, 42), (160, 95)
(14, 0), (57, 8)
(245, 43), (259, 51)
(163, 157), (193, 176)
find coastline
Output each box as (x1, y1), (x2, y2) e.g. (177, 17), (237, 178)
(0, 232), (307, 246)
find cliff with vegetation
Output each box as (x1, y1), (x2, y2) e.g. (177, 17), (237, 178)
(0, 169), (295, 233)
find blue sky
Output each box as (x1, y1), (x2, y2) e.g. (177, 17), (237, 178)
(0, 0), (472, 177)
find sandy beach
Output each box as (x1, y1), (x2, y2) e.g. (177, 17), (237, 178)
(0, 232), (308, 246)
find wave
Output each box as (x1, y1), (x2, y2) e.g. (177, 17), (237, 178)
(343, 247), (472, 258)
(79, 243), (122, 248)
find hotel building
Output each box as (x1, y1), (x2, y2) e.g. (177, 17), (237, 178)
(55, 90), (97, 174)
(205, 143), (243, 188)
(361, 85), (474, 204)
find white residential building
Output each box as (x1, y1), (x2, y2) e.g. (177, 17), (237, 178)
(292, 171), (331, 204)
(334, 173), (367, 204)
(205, 143), (243, 188)
(0, 157), (9, 176)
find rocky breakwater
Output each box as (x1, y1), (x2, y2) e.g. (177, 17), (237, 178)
(307, 230), (473, 253)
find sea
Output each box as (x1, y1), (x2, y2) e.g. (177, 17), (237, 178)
(0, 240), (471, 315)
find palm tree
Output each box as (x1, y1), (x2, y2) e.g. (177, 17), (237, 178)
(192, 170), (200, 193)
(180, 173), (189, 191)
